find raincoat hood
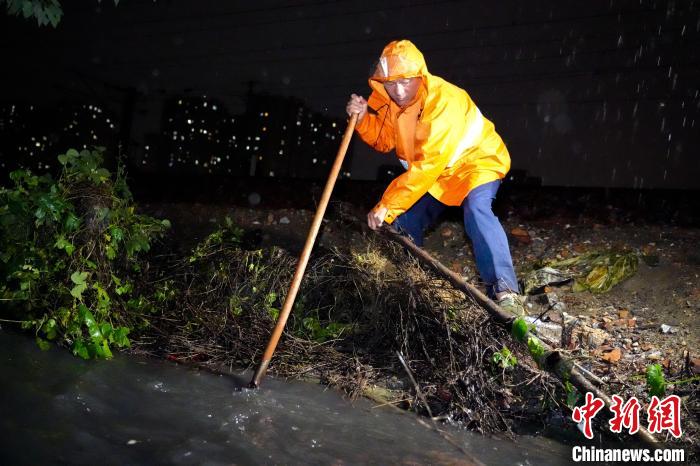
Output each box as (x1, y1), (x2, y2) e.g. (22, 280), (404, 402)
(368, 40), (429, 103)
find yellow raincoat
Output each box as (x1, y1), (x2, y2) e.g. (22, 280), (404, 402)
(355, 40), (511, 224)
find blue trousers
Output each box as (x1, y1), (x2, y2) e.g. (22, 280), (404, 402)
(393, 180), (519, 298)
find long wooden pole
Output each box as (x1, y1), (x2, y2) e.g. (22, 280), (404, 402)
(249, 113), (358, 388)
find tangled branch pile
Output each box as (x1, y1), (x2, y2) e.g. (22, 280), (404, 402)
(135, 220), (559, 434)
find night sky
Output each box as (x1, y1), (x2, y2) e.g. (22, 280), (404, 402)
(1, 0), (699, 189)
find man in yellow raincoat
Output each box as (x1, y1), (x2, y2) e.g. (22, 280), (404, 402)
(346, 39), (524, 313)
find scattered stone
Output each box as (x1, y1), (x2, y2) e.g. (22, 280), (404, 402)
(510, 227), (531, 244)
(660, 324), (679, 334)
(646, 351), (662, 360)
(618, 309), (630, 319)
(573, 325), (610, 348)
(279, 216), (290, 224)
(690, 358), (700, 375)
(601, 347), (622, 363)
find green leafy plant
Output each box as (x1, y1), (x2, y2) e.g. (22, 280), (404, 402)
(527, 336), (546, 365)
(297, 314), (350, 343)
(491, 346), (517, 370)
(0, 147), (169, 358)
(263, 291), (280, 320)
(564, 380), (580, 408)
(646, 364), (666, 397)
(189, 216), (242, 263)
(3, 0), (120, 28)
(511, 317), (529, 342)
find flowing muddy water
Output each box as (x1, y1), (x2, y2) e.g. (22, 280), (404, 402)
(0, 330), (576, 465)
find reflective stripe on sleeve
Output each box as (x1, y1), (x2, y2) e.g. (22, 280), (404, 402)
(446, 107), (483, 168)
